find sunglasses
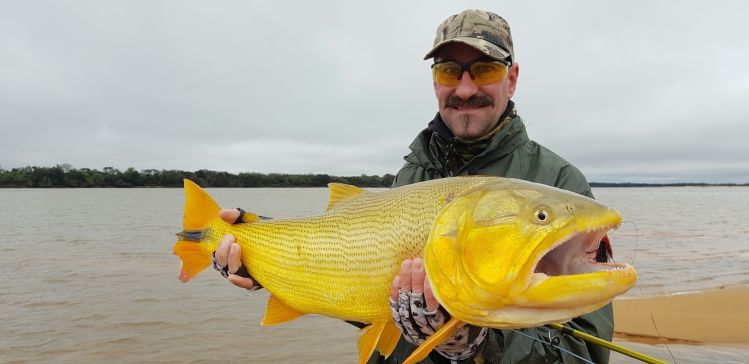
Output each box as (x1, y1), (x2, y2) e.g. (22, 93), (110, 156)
(431, 59), (509, 87)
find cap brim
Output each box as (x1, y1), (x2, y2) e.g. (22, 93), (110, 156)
(423, 37), (511, 61)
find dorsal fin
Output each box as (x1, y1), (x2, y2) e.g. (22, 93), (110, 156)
(327, 183), (367, 210)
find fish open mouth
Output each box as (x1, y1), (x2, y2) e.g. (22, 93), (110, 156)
(532, 225), (629, 280)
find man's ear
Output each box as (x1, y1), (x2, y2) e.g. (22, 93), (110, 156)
(506, 63), (519, 98)
(431, 58), (440, 95)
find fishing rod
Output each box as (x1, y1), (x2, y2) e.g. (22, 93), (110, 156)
(546, 323), (667, 364)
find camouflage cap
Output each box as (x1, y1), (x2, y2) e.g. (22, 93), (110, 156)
(424, 9), (514, 63)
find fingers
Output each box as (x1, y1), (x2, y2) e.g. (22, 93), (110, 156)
(411, 257), (425, 295)
(399, 260), (413, 293)
(395, 258), (431, 297)
(391, 276), (400, 301)
(212, 232), (262, 291)
(223, 239), (257, 289)
(390, 258), (485, 361)
(215, 234), (234, 268)
(423, 278), (439, 312)
(392, 257), (435, 309)
(227, 273), (256, 289)
(390, 257), (446, 347)
(219, 208), (240, 224)
(413, 256), (439, 312)
(227, 242), (242, 274)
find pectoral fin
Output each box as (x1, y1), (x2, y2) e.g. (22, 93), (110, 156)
(402, 317), (465, 364)
(260, 295), (305, 326)
(357, 321), (401, 364)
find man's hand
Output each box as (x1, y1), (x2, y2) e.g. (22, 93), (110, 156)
(390, 257), (488, 361)
(390, 258), (439, 312)
(212, 208), (258, 290)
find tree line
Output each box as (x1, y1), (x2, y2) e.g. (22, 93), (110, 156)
(0, 165), (395, 188)
(589, 181), (748, 187)
(2, 165), (745, 188)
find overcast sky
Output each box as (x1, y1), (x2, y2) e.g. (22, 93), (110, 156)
(2, 1), (748, 183)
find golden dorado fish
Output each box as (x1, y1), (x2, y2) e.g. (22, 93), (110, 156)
(173, 176), (636, 363)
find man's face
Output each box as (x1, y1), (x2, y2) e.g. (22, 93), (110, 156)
(434, 43), (519, 140)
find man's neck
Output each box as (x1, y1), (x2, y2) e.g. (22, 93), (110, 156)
(463, 102), (516, 143)
(430, 100), (516, 142)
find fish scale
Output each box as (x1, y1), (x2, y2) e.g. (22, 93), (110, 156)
(201, 177), (496, 322)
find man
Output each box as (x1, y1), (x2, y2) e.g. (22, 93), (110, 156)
(214, 9), (613, 363)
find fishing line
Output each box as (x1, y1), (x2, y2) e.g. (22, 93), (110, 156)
(614, 219), (640, 266)
(631, 288), (677, 364)
(509, 328), (597, 364)
(633, 281), (677, 364)
(621, 220), (678, 364)
(635, 282), (678, 364)
(649, 314), (678, 364)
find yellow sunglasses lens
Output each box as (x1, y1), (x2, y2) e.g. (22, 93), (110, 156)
(471, 62), (507, 84)
(432, 63), (463, 86)
(432, 61), (508, 86)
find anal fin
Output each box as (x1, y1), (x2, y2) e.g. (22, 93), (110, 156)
(376, 320), (401, 358)
(260, 295), (305, 326)
(402, 317), (465, 364)
(358, 321), (401, 364)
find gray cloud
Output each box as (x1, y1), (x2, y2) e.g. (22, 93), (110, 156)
(2, 1), (748, 182)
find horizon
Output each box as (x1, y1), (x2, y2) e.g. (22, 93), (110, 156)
(2, 164), (747, 185)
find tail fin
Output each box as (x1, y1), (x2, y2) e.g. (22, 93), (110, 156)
(173, 179), (221, 282)
(182, 179), (221, 230)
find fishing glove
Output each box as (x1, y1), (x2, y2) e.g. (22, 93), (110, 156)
(211, 208), (263, 291)
(390, 291), (488, 361)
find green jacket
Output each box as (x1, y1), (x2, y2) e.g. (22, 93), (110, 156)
(370, 111), (613, 363)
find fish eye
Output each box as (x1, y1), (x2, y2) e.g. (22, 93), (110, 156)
(535, 209), (551, 224)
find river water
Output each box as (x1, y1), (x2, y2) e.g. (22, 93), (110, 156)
(1, 186), (748, 363)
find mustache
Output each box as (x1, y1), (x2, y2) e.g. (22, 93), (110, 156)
(446, 95), (494, 108)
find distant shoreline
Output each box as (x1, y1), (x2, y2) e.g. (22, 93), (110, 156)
(1, 165), (747, 188)
(0, 165), (394, 188)
(590, 182), (749, 187)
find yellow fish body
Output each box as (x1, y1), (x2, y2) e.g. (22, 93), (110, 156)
(173, 176), (636, 363)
